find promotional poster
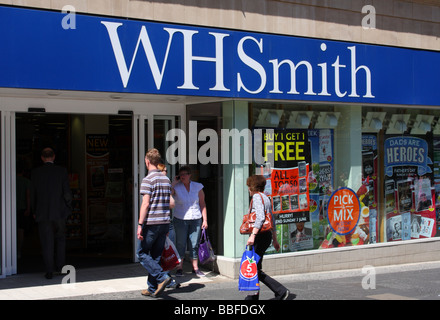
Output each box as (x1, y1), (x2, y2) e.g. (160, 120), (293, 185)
(362, 134), (379, 244)
(384, 134), (436, 241)
(254, 128), (339, 253)
(257, 128), (311, 225)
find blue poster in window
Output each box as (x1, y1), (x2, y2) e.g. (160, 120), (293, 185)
(384, 136), (433, 177)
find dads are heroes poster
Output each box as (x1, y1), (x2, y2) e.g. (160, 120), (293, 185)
(384, 133), (437, 240)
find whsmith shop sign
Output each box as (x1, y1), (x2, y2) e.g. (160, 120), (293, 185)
(1, 6), (440, 106)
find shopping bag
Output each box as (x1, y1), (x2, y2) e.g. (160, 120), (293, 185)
(160, 236), (181, 271)
(238, 246), (260, 291)
(198, 228), (216, 265)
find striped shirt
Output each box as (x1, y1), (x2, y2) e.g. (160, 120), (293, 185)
(140, 169), (171, 225)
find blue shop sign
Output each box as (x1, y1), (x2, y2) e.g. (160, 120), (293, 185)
(0, 5), (440, 106)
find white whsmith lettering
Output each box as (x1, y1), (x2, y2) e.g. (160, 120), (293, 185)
(101, 21), (374, 98)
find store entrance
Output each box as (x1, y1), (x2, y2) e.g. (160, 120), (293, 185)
(15, 113), (133, 273)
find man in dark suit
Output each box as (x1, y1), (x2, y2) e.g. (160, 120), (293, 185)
(31, 147), (72, 279)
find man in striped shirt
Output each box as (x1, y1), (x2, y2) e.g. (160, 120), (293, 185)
(137, 148), (172, 297)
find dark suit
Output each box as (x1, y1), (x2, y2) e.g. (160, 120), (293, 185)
(31, 162), (72, 274)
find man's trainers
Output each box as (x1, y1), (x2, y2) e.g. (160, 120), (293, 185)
(152, 277), (172, 297)
(167, 278), (181, 289)
(175, 269), (183, 277)
(141, 289), (152, 297)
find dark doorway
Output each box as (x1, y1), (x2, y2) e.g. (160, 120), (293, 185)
(16, 113), (134, 273)
(187, 103), (224, 256)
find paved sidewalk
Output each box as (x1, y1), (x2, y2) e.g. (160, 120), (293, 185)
(0, 262), (229, 300)
(1, 260), (440, 300)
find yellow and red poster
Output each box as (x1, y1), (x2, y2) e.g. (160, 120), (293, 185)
(256, 128), (311, 225)
(270, 167), (310, 224)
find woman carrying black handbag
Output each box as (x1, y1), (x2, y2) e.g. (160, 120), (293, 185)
(245, 175), (290, 300)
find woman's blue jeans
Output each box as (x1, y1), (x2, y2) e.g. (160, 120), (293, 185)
(136, 223), (170, 293)
(173, 217), (202, 261)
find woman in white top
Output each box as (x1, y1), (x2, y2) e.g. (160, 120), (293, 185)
(171, 166), (208, 277)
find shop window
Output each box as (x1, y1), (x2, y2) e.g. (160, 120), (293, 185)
(373, 109), (440, 243)
(249, 104), (440, 255)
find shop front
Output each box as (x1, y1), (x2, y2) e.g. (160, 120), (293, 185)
(1, 94), (185, 276)
(0, 5), (440, 278)
(246, 103), (440, 251)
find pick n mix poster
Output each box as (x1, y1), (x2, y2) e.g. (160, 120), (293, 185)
(316, 132), (373, 250)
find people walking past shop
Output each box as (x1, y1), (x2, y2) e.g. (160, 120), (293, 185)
(157, 162), (180, 289)
(244, 174), (289, 300)
(171, 165), (208, 277)
(137, 148), (172, 297)
(31, 147), (72, 279)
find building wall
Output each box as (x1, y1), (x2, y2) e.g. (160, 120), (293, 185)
(1, 0), (439, 50)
